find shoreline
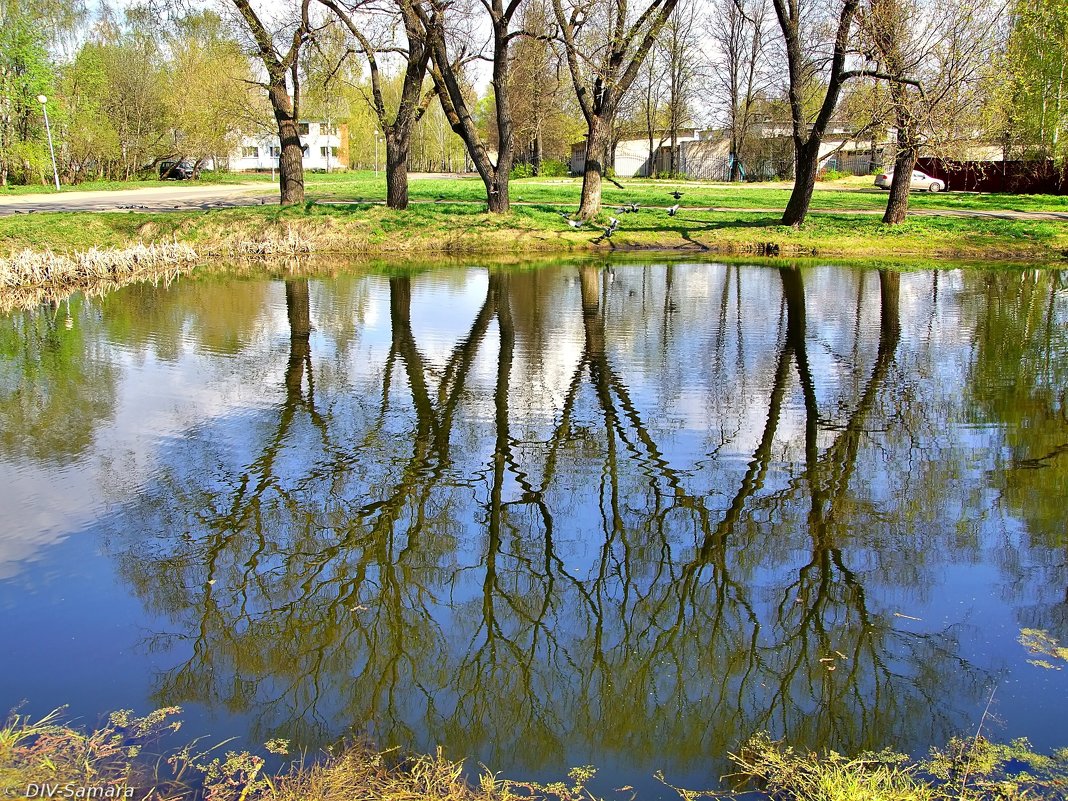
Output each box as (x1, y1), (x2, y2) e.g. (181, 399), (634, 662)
(1, 203), (1065, 309)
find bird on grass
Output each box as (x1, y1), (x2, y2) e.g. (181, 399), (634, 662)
(669, 190), (684, 200)
(667, 204), (681, 216)
(566, 218), (584, 229)
(594, 220), (617, 243)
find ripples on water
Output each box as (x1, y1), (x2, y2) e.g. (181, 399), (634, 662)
(1, 261), (1067, 798)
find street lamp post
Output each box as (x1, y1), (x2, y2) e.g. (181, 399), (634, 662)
(374, 130), (380, 178)
(37, 95), (61, 191)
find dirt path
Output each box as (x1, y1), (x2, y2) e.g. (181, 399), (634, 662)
(0, 182), (274, 216)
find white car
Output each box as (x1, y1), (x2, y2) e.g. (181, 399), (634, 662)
(874, 169), (946, 192)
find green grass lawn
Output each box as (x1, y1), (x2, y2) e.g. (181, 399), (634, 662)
(299, 171), (1068, 214)
(3, 169), (1066, 214)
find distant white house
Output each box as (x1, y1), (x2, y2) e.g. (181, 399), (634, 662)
(570, 122), (890, 181)
(230, 121), (349, 172)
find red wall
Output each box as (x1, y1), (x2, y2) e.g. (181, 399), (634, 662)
(915, 158), (1068, 194)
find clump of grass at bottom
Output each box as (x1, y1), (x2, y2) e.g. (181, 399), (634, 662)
(723, 731), (1068, 801)
(0, 707), (184, 796)
(0, 709), (607, 801)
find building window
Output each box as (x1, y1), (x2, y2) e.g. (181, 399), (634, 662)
(320, 146), (339, 158)
(242, 146), (259, 158)
(298, 122), (310, 136)
(321, 123), (338, 136)
(269, 146), (281, 158)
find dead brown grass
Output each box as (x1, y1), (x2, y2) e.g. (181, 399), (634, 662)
(270, 746), (529, 801)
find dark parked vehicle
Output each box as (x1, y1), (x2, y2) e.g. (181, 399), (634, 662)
(159, 160), (195, 180)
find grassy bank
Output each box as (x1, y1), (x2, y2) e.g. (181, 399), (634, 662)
(1, 201), (1065, 263)
(3, 707), (1067, 801)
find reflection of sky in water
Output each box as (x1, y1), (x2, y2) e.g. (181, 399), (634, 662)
(0, 262), (1066, 799)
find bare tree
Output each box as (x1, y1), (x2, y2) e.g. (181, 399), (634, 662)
(552, 0), (684, 218)
(631, 40), (668, 175)
(709, 0), (771, 181)
(771, 0), (861, 225)
(410, 0), (523, 213)
(230, 0), (313, 205)
(659, 0), (700, 175)
(317, 0), (436, 208)
(858, 0), (996, 222)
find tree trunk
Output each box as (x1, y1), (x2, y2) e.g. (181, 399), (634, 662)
(385, 132), (410, 210)
(883, 104), (916, 225)
(782, 141), (819, 226)
(269, 81), (305, 206)
(285, 279), (311, 398)
(485, 173), (510, 212)
(532, 131), (542, 176)
(578, 117), (611, 218)
(878, 269), (900, 346)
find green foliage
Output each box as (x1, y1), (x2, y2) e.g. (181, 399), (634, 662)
(726, 732), (931, 800)
(0, 707), (182, 795)
(538, 158), (569, 177)
(510, 160), (569, 178)
(163, 11), (256, 170)
(996, 0), (1068, 164)
(0, 9), (54, 185)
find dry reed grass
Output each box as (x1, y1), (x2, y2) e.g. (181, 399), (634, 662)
(231, 225), (314, 256)
(0, 242), (196, 313)
(270, 746), (530, 801)
(0, 242), (197, 289)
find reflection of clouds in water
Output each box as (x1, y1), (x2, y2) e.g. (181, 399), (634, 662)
(3, 264), (1066, 780)
(0, 462), (96, 579)
(0, 342), (284, 579)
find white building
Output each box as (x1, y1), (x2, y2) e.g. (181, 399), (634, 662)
(230, 121), (349, 172)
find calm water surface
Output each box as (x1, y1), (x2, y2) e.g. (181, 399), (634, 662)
(1, 260), (1067, 797)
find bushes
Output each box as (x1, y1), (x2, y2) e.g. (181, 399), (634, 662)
(510, 159), (569, 178)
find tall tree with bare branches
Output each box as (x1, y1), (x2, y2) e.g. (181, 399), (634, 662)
(409, 0), (523, 213)
(230, 0), (312, 205)
(316, 0), (435, 208)
(771, 0), (863, 225)
(709, 0), (771, 181)
(857, 0), (995, 222)
(552, 0), (684, 218)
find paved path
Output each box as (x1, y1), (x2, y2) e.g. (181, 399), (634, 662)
(0, 182), (275, 216)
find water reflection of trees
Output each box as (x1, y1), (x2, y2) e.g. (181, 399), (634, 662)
(963, 270), (1068, 640)
(103, 264), (1031, 776)
(0, 296), (117, 461)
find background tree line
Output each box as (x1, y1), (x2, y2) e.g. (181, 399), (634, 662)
(1, 0), (1065, 221)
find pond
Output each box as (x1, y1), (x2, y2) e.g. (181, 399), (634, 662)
(1, 259), (1067, 798)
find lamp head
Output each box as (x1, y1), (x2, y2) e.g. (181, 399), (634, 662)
(37, 95), (47, 104)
